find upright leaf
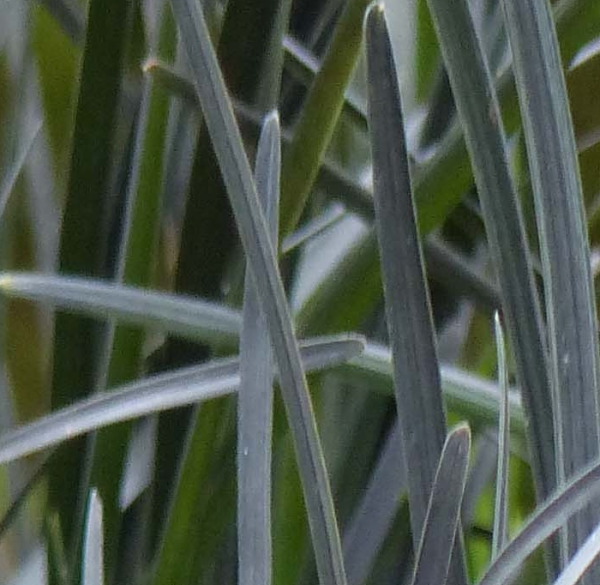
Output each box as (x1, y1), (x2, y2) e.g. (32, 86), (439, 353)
(502, 0), (600, 572)
(169, 3), (349, 581)
(238, 112), (280, 585)
(50, 0), (133, 549)
(424, 0), (556, 514)
(82, 490), (103, 585)
(411, 425), (471, 585)
(365, 6), (467, 584)
(492, 313), (510, 558)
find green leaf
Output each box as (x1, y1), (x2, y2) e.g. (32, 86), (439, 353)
(279, 0), (370, 236)
(365, 6), (467, 583)
(424, 0), (556, 512)
(87, 7), (177, 575)
(0, 336), (364, 465)
(238, 111), (280, 585)
(411, 425), (471, 585)
(169, 0), (348, 582)
(502, 0), (600, 569)
(49, 0), (133, 548)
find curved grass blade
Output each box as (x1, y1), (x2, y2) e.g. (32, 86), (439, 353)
(82, 490), (103, 585)
(0, 121), (41, 223)
(0, 273), (242, 345)
(552, 522), (600, 585)
(492, 313), (510, 558)
(238, 111), (280, 585)
(342, 423), (405, 585)
(169, 0), (348, 582)
(424, 0), (556, 510)
(502, 0), (600, 569)
(479, 455), (600, 585)
(365, 8), (466, 583)
(281, 203), (347, 255)
(0, 336), (363, 466)
(0, 452), (52, 539)
(411, 425), (471, 585)
(342, 343), (526, 437)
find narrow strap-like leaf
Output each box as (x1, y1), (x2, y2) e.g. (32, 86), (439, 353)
(503, 0), (600, 570)
(343, 423), (405, 585)
(492, 313), (510, 558)
(411, 425), (471, 585)
(0, 121), (41, 222)
(82, 490), (103, 585)
(552, 522), (600, 585)
(424, 0), (556, 511)
(0, 336), (363, 466)
(365, 8), (467, 584)
(479, 456), (600, 585)
(0, 273), (242, 345)
(169, 0), (348, 582)
(238, 111), (280, 585)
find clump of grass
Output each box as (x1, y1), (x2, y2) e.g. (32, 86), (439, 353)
(0, 0), (600, 584)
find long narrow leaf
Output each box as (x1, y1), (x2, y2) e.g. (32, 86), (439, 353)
(479, 455), (600, 585)
(424, 0), (556, 512)
(238, 111), (280, 585)
(169, 1), (348, 583)
(82, 490), (103, 585)
(0, 336), (364, 466)
(411, 425), (471, 585)
(0, 121), (41, 222)
(492, 313), (510, 558)
(343, 343), (527, 436)
(342, 423), (405, 585)
(502, 0), (600, 569)
(50, 0), (133, 545)
(0, 273), (241, 345)
(552, 522), (600, 585)
(365, 8), (467, 584)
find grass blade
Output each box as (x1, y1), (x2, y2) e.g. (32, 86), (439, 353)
(169, 0), (348, 582)
(0, 336), (364, 465)
(552, 522), (600, 585)
(0, 121), (41, 223)
(502, 0), (600, 569)
(424, 0), (556, 510)
(82, 490), (103, 585)
(462, 434), (499, 527)
(365, 7), (466, 583)
(279, 0), (369, 236)
(492, 313), (510, 558)
(479, 455), (600, 585)
(342, 343), (527, 438)
(342, 423), (405, 585)
(238, 112), (280, 585)
(50, 0), (133, 546)
(0, 273), (241, 346)
(281, 204), (347, 255)
(411, 425), (471, 585)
